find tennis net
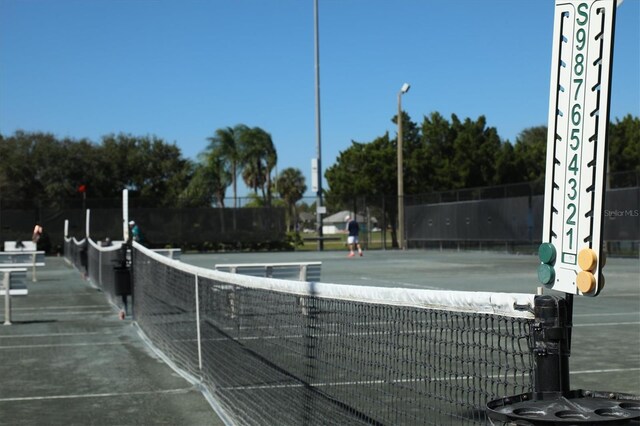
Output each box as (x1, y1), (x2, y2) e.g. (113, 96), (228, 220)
(131, 242), (535, 425)
(86, 238), (127, 310)
(63, 236), (87, 274)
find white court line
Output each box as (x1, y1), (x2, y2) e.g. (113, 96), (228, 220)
(221, 367), (640, 392)
(571, 367), (640, 375)
(599, 293), (640, 298)
(0, 331), (115, 339)
(9, 310), (114, 316)
(0, 341), (126, 350)
(192, 322), (639, 342)
(574, 321), (640, 327)
(574, 312), (640, 317)
(185, 329), (433, 344)
(13, 305), (108, 311)
(0, 387), (193, 403)
(22, 293), (102, 298)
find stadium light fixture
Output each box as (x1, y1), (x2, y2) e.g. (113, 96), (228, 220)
(397, 83), (410, 250)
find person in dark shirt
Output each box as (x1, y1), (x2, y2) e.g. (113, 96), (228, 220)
(345, 215), (363, 258)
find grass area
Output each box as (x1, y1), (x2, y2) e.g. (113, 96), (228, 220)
(296, 232), (638, 257)
(297, 231), (393, 251)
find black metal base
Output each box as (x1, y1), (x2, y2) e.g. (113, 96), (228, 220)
(487, 390), (640, 425)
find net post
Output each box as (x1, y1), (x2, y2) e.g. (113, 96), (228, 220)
(532, 294), (572, 396)
(129, 241), (135, 319)
(98, 249), (102, 286)
(488, 292), (639, 424)
(3, 271), (11, 325)
(31, 252), (37, 282)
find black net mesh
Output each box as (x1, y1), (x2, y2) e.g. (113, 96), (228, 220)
(131, 245), (535, 425)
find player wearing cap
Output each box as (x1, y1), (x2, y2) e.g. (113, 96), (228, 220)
(128, 220), (142, 243)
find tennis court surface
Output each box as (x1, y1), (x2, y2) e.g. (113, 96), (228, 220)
(183, 249), (640, 397)
(2, 247), (638, 425)
(0, 256), (225, 425)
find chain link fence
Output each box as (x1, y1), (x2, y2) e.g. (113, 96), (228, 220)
(1, 172), (637, 255)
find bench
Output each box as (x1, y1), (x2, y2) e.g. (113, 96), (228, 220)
(0, 251), (46, 282)
(4, 241), (37, 251)
(215, 261), (322, 282)
(213, 261), (323, 318)
(1, 268), (28, 325)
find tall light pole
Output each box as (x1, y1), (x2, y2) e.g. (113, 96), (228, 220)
(314, 0), (324, 251)
(397, 82), (410, 250)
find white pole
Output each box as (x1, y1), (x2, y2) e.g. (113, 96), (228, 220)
(3, 272), (11, 325)
(31, 252), (37, 282)
(122, 189), (129, 241)
(194, 274), (203, 371)
(86, 209), (91, 239)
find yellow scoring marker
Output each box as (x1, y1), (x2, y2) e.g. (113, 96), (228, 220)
(577, 271), (596, 293)
(578, 248), (598, 271)
(576, 248), (598, 294)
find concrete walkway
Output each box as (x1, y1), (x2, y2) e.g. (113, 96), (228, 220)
(0, 257), (224, 426)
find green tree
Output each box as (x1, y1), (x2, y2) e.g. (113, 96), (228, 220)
(450, 115), (501, 188)
(179, 152), (231, 207)
(325, 134), (400, 246)
(413, 112), (455, 192)
(511, 126), (548, 184)
(608, 115), (640, 175)
(409, 113), (507, 193)
(494, 142), (520, 185)
(205, 153), (232, 207)
(393, 111), (423, 195)
(276, 167), (307, 231)
(99, 133), (191, 205)
(240, 127), (277, 206)
(0, 131), (102, 203)
(206, 124), (249, 208)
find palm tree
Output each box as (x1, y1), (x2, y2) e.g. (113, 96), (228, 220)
(180, 157), (230, 207)
(206, 124), (248, 208)
(240, 127), (277, 206)
(203, 152), (232, 207)
(276, 168), (307, 231)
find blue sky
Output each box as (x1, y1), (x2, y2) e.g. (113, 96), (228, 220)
(1, 0), (638, 197)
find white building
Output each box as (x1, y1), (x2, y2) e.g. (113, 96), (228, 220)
(322, 211), (368, 235)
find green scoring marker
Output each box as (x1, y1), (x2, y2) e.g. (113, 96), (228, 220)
(537, 243), (557, 287)
(537, 264), (555, 287)
(538, 243), (556, 264)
